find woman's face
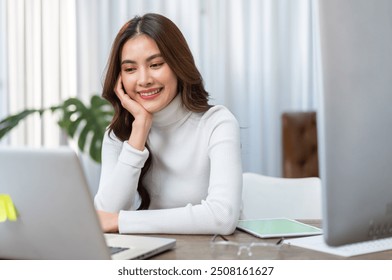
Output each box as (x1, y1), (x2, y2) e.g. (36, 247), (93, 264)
(120, 34), (178, 114)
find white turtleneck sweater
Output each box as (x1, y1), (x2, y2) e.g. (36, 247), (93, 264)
(94, 94), (242, 235)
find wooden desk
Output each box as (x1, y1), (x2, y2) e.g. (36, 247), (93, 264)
(150, 220), (392, 260)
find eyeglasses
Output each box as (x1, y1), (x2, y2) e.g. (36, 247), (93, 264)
(210, 234), (284, 257)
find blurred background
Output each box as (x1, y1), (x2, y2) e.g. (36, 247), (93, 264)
(0, 0), (321, 183)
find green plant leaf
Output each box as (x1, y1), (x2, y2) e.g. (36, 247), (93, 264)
(0, 109), (44, 139)
(57, 95), (113, 163)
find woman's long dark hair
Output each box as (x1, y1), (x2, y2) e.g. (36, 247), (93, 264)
(102, 13), (211, 210)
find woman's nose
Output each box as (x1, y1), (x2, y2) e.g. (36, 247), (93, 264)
(138, 68), (153, 87)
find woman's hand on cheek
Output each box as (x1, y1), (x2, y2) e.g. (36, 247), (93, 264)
(114, 75), (152, 123)
(115, 75), (152, 151)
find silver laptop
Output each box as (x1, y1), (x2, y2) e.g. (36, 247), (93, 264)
(0, 147), (175, 259)
(317, 0), (392, 246)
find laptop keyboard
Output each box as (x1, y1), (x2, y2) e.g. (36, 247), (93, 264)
(109, 246), (128, 255)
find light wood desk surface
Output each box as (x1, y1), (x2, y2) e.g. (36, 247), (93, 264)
(149, 220), (392, 260)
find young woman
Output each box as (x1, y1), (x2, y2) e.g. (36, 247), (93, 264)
(95, 13), (242, 235)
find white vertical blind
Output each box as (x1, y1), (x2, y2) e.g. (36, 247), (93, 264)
(2, 0), (76, 147)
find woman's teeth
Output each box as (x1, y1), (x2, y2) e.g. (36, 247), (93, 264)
(140, 88), (161, 96)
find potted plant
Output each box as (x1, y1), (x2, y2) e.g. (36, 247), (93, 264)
(0, 95), (113, 163)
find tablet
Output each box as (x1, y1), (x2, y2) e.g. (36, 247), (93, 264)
(237, 218), (322, 238)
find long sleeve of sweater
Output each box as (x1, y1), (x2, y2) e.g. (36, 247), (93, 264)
(94, 133), (148, 211)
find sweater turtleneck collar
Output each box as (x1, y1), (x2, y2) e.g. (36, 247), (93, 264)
(152, 94), (191, 128)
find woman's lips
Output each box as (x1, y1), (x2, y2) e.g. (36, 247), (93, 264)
(138, 88), (162, 99)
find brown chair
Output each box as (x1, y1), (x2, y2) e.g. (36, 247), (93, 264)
(282, 111), (319, 178)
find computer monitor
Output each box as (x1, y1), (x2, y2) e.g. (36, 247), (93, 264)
(317, 0), (392, 246)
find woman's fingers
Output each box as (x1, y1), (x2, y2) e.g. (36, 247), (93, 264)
(114, 75), (152, 120)
(114, 76), (129, 104)
(114, 75), (137, 112)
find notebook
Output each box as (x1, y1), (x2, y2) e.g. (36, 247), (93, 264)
(0, 147), (175, 260)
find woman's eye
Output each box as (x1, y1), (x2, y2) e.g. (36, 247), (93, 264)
(151, 62), (164, 69)
(124, 67), (136, 73)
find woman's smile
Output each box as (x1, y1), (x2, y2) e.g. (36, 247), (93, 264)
(138, 87), (163, 99)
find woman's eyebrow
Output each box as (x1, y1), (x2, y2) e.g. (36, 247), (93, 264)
(121, 53), (163, 65)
